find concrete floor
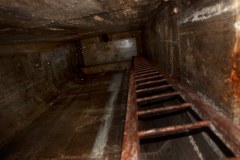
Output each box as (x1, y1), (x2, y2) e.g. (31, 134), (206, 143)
(0, 71), (128, 160)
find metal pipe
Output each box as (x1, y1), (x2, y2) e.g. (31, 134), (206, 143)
(138, 121), (211, 139)
(137, 103), (192, 117)
(137, 92), (180, 104)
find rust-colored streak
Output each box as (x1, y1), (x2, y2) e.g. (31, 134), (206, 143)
(231, 39), (240, 99)
(230, 28), (240, 125)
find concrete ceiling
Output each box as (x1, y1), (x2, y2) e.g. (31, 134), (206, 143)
(0, 0), (166, 43)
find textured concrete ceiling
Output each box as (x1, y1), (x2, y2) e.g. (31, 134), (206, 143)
(0, 0), (165, 43)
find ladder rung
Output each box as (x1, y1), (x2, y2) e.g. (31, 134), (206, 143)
(136, 66), (156, 70)
(135, 75), (164, 83)
(135, 72), (160, 80)
(137, 103), (192, 117)
(136, 67), (155, 71)
(138, 63), (152, 66)
(137, 64), (154, 67)
(136, 84), (172, 94)
(137, 92), (180, 104)
(136, 79), (167, 89)
(135, 68), (157, 73)
(138, 121), (211, 139)
(135, 70), (158, 76)
(137, 65), (153, 68)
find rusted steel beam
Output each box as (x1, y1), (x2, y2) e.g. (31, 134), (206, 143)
(135, 75), (164, 84)
(136, 84), (172, 95)
(121, 61), (140, 160)
(136, 79), (167, 89)
(135, 72), (160, 80)
(137, 103), (192, 117)
(135, 70), (158, 76)
(137, 92), (180, 105)
(138, 121), (211, 139)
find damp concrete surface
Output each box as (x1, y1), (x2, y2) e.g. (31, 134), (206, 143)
(0, 71), (128, 160)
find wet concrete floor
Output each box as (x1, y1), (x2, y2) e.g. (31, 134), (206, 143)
(0, 71), (128, 160)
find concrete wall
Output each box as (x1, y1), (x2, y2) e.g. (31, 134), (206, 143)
(142, 0), (240, 125)
(0, 42), (76, 147)
(81, 32), (139, 66)
(0, 31), (141, 146)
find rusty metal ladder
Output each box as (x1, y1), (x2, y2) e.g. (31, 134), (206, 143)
(121, 57), (240, 160)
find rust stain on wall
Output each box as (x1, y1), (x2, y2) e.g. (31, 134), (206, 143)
(231, 35), (240, 99)
(231, 7), (240, 124)
(231, 46), (240, 125)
